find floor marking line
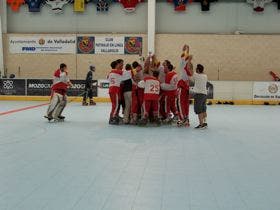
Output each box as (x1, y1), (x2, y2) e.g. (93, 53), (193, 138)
(0, 103), (49, 116)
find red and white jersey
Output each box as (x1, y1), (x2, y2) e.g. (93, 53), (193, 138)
(118, 0), (144, 12)
(138, 76), (160, 101)
(108, 69), (123, 94)
(180, 58), (192, 82)
(158, 66), (166, 83)
(177, 58), (192, 89)
(51, 69), (70, 95)
(247, 0), (272, 12)
(161, 71), (178, 96)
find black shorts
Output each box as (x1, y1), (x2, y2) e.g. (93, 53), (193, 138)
(194, 93), (207, 114)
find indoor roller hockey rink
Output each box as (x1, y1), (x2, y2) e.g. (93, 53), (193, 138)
(0, 101), (280, 210)
(2, 0), (280, 209)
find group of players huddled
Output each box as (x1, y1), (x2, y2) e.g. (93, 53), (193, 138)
(44, 44), (208, 128)
(107, 44), (208, 128)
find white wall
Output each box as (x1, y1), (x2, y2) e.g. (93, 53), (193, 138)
(7, 3), (148, 33)
(6, 1), (280, 34)
(156, 2), (280, 34)
(0, 1), (7, 33)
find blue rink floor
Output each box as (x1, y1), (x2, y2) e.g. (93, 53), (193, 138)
(0, 101), (280, 210)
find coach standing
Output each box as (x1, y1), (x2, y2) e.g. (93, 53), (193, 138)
(189, 63), (208, 129)
(82, 65), (96, 106)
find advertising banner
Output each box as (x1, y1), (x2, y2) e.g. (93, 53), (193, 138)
(1, 79), (98, 97)
(124, 37), (142, 55)
(94, 37), (124, 54)
(27, 79), (52, 96)
(0, 79), (26, 95)
(253, 82), (280, 101)
(77, 36), (95, 54)
(9, 35), (76, 54)
(67, 80), (98, 97)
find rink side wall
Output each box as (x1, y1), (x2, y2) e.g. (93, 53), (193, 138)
(1, 81), (279, 105)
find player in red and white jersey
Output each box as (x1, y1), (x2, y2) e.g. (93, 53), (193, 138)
(177, 44), (193, 127)
(116, 59), (125, 118)
(158, 60), (171, 120)
(160, 63), (179, 123)
(131, 61), (144, 124)
(108, 60), (131, 125)
(45, 63), (72, 121)
(138, 71), (161, 126)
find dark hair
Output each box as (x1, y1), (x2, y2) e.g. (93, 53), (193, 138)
(125, 64), (132, 71)
(111, 61), (117, 69)
(116, 59), (124, 64)
(167, 64), (173, 71)
(132, 61), (139, 69)
(164, 60), (171, 66)
(60, 63), (67, 69)
(153, 70), (159, 78)
(196, 64), (204, 73)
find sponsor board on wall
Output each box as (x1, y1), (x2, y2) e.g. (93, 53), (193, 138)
(98, 79), (110, 97)
(27, 79), (52, 96)
(0, 79), (26, 95)
(77, 36), (95, 54)
(0, 79), (98, 97)
(94, 37), (124, 54)
(77, 36), (142, 54)
(124, 37), (142, 55)
(68, 80), (98, 97)
(0, 78), (214, 99)
(253, 82), (280, 100)
(9, 35), (76, 54)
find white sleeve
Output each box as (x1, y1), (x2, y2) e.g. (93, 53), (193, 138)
(60, 72), (70, 83)
(180, 58), (187, 72)
(138, 80), (145, 88)
(170, 75), (178, 89)
(161, 75), (178, 90)
(121, 71), (131, 81)
(189, 72), (197, 82)
(161, 83), (172, 90)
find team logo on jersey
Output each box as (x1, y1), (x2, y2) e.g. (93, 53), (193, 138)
(268, 83), (278, 94)
(77, 36), (95, 54)
(38, 38), (45, 45)
(124, 37), (142, 55)
(3, 80), (14, 90)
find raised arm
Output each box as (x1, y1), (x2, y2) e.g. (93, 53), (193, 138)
(180, 44), (190, 71)
(185, 55), (194, 77)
